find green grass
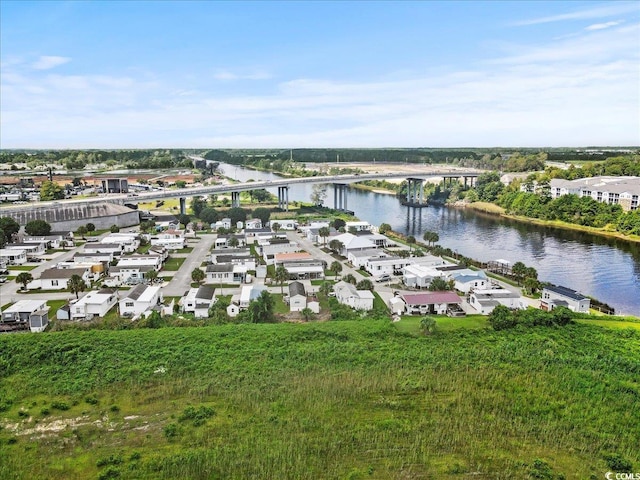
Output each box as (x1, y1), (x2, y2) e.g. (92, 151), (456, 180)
(46, 300), (67, 313)
(162, 257), (186, 271)
(7, 265), (37, 271)
(176, 247), (194, 253)
(395, 315), (489, 335)
(1, 321), (639, 479)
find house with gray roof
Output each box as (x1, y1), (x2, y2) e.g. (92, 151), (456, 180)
(119, 284), (162, 317)
(541, 285), (590, 313)
(180, 285), (216, 318)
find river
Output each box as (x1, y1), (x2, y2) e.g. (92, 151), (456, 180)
(218, 163), (640, 316)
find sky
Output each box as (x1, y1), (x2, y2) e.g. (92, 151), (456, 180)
(1, 0), (639, 149)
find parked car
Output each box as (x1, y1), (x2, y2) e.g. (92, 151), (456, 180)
(375, 274), (391, 283)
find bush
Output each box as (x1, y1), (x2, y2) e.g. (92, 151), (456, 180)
(98, 467), (121, 479)
(163, 423), (179, 440)
(179, 405), (215, 426)
(51, 401), (70, 411)
(85, 395), (99, 405)
(96, 454), (123, 467)
(604, 453), (633, 472)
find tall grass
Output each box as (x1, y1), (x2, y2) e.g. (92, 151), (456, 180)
(1, 321), (638, 479)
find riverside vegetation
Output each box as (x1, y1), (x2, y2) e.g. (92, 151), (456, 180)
(1, 318), (638, 479)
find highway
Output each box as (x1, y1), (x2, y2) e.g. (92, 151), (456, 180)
(0, 169), (483, 214)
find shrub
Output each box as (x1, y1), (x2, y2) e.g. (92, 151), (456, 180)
(604, 453), (633, 472)
(98, 467), (121, 480)
(163, 423), (179, 440)
(85, 395), (99, 405)
(51, 401), (70, 411)
(96, 454), (123, 467)
(179, 405), (215, 426)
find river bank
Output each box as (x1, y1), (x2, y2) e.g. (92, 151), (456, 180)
(459, 201), (640, 244)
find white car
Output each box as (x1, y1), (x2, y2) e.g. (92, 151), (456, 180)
(375, 274), (391, 283)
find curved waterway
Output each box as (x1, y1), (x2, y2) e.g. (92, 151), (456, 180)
(219, 163), (640, 316)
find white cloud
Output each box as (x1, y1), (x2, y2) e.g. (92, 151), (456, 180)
(512, 3), (639, 26)
(1, 23), (638, 148)
(212, 70), (272, 81)
(31, 56), (71, 70)
(586, 21), (621, 31)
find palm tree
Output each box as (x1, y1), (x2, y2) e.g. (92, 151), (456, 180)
(67, 274), (86, 300)
(318, 226), (330, 247)
(330, 261), (343, 280)
(274, 264), (289, 295)
(329, 239), (344, 255)
(15, 272), (33, 291)
(301, 307), (315, 322)
(406, 235), (416, 255)
(271, 222), (281, 237)
(146, 270), (158, 284)
(420, 316), (437, 335)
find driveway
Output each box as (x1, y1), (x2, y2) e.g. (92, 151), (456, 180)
(162, 235), (216, 297)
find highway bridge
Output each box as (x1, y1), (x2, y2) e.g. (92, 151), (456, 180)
(0, 169), (483, 216)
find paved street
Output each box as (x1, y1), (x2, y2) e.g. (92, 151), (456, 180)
(162, 234), (216, 297)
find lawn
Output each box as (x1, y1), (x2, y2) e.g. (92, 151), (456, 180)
(176, 247), (194, 253)
(162, 257), (186, 271)
(7, 265), (37, 271)
(394, 315), (489, 335)
(0, 321), (638, 479)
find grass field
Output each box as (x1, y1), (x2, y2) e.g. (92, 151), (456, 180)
(162, 257), (186, 271)
(0, 320), (638, 479)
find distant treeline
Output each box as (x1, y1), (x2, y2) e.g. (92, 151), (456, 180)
(0, 149), (191, 170)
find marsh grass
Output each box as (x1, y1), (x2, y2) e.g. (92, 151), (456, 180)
(0, 321), (638, 479)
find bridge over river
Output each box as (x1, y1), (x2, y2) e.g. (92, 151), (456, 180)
(1, 169), (482, 216)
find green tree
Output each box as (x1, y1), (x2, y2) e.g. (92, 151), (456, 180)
(252, 207), (271, 226)
(24, 220), (52, 236)
(86, 223), (96, 234)
(146, 269), (158, 284)
(420, 316), (437, 335)
(199, 207), (219, 225)
(110, 224), (120, 233)
(0, 228), (6, 248)
(271, 222), (281, 236)
(227, 236), (239, 248)
(40, 180), (65, 201)
(319, 281), (333, 297)
(177, 214), (191, 229)
(330, 260), (343, 279)
(248, 290), (275, 323)
(356, 279), (373, 291)
(488, 305), (517, 330)
(191, 196), (206, 217)
(251, 189), (271, 203)
(0, 217), (20, 240)
(175, 180), (187, 188)
(301, 307), (315, 322)
(428, 277), (452, 291)
(333, 218), (346, 230)
(67, 274), (86, 300)
(342, 273), (356, 285)
(16, 272), (33, 290)
(406, 235), (416, 254)
(318, 226), (330, 246)
(275, 264), (289, 295)
(76, 225), (88, 239)
(191, 268), (205, 284)
(422, 231), (439, 246)
(378, 223), (391, 234)
(328, 239), (344, 255)
(512, 262), (527, 285)
(227, 207), (248, 225)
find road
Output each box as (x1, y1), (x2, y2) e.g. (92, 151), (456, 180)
(1, 242), (93, 306)
(162, 234), (216, 297)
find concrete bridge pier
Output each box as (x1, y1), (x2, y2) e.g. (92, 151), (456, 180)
(333, 183), (348, 211)
(179, 197), (186, 215)
(231, 191), (241, 208)
(405, 178), (425, 206)
(278, 186), (289, 211)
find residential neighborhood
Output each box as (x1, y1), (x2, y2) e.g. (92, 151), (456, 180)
(0, 207), (593, 335)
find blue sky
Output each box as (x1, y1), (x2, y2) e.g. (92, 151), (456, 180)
(1, 1), (639, 148)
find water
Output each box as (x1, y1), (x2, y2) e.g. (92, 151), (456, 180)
(219, 163), (640, 316)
